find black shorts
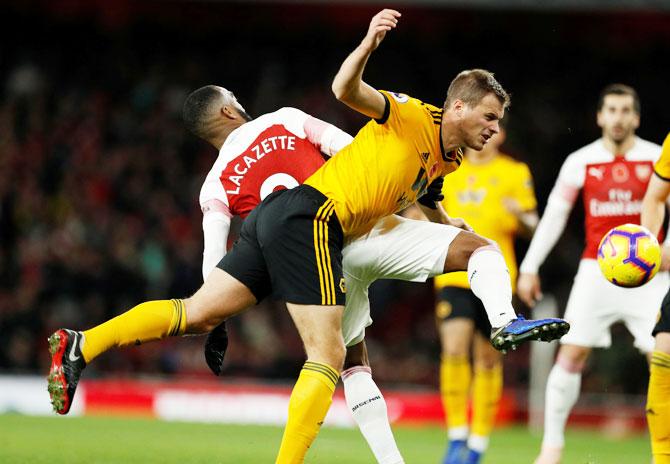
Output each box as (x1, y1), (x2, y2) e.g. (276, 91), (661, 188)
(435, 286), (491, 337)
(652, 287), (670, 336)
(218, 184), (346, 306)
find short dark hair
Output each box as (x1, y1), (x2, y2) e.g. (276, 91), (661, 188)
(597, 84), (640, 114)
(444, 69), (510, 109)
(182, 85), (223, 139)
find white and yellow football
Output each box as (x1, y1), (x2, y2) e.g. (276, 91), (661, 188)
(597, 223), (661, 288)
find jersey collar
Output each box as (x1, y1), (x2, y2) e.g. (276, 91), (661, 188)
(438, 119), (447, 161)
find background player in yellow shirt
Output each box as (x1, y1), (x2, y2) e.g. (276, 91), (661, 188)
(640, 132), (670, 464)
(434, 127), (539, 464)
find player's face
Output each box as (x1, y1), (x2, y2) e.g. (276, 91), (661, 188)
(456, 93), (505, 151)
(597, 94), (639, 144)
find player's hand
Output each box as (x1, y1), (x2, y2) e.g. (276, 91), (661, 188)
(517, 272), (543, 307)
(661, 244), (670, 272)
(447, 217), (474, 232)
(361, 9), (401, 52)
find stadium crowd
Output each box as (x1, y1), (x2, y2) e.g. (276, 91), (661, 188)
(1, 1), (669, 395)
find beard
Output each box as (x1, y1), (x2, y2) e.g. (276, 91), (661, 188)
(607, 126), (632, 144)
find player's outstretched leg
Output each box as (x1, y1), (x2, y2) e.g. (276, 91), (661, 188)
(47, 269), (256, 415)
(490, 316), (570, 353)
(275, 303), (345, 463)
(444, 233), (570, 353)
(343, 342), (404, 464)
(46, 299), (189, 414)
(47, 329), (86, 415)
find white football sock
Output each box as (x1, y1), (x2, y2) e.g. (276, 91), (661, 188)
(448, 426), (468, 441)
(467, 245), (517, 328)
(342, 366), (404, 464)
(468, 434), (489, 453)
(541, 363), (581, 449)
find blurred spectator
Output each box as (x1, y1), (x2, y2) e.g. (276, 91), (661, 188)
(0, 2), (668, 396)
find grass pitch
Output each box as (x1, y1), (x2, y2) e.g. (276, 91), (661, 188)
(0, 413), (649, 463)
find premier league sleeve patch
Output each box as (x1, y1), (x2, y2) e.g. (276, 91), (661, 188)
(390, 92), (409, 103)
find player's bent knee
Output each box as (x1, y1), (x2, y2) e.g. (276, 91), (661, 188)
(475, 352), (502, 370)
(344, 341), (369, 368)
(656, 332), (670, 354)
(317, 344), (346, 371)
(443, 344), (470, 358)
(303, 335), (346, 370)
(444, 231), (495, 273)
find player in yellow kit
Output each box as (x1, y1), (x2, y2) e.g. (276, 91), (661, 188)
(47, 9), (568, 463)
(641, 132), (670, 464)
(434, 127), (539, 464)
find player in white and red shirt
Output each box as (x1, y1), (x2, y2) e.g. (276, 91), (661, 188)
(196, 85), (428, 464)
(517, 84), (670, 464)
(198, 100), (341, 279)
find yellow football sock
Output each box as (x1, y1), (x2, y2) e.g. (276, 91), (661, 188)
(471, 363), (503, 439)
(647, 351), (670, 462)
(81, 299), (187, 363)
(276, 361), (339, 464)
(440, 354), (472, 432)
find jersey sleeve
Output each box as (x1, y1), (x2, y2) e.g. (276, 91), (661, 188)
(375, 90), (428, 131)
(546, 152), (583, 208)
(199, 176), (233, 280)
(654, 132), (670, 180)
(279, 107), (353, 157)
(511, 162), (537, 211)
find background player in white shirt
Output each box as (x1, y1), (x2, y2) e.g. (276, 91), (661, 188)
(517, 84), (669, 464)
(193, 85), (410, 463)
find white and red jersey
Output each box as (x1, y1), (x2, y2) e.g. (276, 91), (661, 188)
(521, 137), (662, 274)
(554, 137), (662, 258)
(198, 107), (353, 279)
(200, 107), (340, 219)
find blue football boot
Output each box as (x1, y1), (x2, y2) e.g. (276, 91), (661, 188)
(490, 315), (569, 353)
(464, 448), (482, 464)
(443, 439), (467, 464)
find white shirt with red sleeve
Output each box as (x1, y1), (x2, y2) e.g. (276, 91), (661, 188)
(199, 107), (353, 280)
(520, 137), (662, 274)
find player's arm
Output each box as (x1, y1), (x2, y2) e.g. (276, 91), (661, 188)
(303, 115), (353, 157)
(642, 173), (670, 271)
(420, 202), (473, 231)
(416, 176), (473, 230)
(331, 9), (401, 119)
(201, 199), (232, 280)
(641, 173), (670, 236)
(518, 171), (579, 307)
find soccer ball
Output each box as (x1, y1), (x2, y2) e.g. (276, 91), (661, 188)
(597, 223), (661, 288)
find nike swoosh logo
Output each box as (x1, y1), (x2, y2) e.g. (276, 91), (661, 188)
(68, 332), (81, 362)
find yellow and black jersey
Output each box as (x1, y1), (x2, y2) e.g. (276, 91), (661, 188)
(653, 132), (670, 180)
(434, 154), (537, 291)
(305, 90), (462, 239)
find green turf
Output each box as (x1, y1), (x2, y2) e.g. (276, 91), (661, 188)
(0, 413), (650, 463)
